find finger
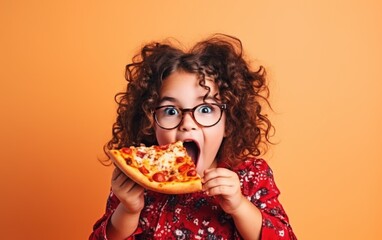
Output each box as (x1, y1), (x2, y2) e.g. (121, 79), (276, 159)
(111, 169), (133, 189)
(129, 183), (145, 196)
(203, 178), (236, 196)
(203, 176), (234, 190)
(119, 177), (133, 188)
(112, 178), (135, 195)
(203, 168), (231, 183)
(112, 167), (123, 181)
(112, 168), (132, 185)
(203, 167), (216, 175)
(206, 184), (234, 196)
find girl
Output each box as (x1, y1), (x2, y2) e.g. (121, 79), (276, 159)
(90, 34), (297, 240)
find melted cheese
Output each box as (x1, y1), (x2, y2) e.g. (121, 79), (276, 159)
(134, 142), (186, 173)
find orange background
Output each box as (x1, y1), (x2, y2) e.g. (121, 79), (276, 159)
(1, 1), (381, 239)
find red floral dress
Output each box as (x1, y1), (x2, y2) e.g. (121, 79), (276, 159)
(89, 158), (297, 239)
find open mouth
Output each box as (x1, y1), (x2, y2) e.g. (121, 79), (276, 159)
(183, 141), (200, 166)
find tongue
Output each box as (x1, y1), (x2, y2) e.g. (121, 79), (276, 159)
(184, 142), (198, 164)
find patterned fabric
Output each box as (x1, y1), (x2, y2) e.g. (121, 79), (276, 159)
(89, 158), (297, 239)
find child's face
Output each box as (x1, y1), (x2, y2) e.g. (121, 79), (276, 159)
(154, 70), (226, 176)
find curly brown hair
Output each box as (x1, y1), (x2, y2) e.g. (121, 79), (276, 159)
(104, 34), (274, 167)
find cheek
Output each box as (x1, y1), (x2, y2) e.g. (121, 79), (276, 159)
(217, 115), (227, 137)
(154, 128), (174, 145)
(205, 123), (226, 147)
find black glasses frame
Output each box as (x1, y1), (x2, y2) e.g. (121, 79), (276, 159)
(153, 103), (227, 130)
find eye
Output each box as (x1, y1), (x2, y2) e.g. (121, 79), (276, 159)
(197, 104), (213, 114)
(162, 106), (179, 116)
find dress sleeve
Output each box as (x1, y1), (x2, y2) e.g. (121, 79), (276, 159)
(237, 158), (297, 240)
(88, 191), (143, 240)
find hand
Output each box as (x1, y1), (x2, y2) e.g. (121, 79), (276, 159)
(202, 168), (245, 214)
(111, 167), (145, 214)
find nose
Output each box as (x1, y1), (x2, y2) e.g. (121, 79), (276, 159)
(178, 112), (198, 131)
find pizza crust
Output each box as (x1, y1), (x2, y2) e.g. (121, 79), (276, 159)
(108, 149), (202, 194)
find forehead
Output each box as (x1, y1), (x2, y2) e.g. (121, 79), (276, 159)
(159, 71), (219, 104)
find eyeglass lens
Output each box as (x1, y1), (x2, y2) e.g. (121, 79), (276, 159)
(154, 103), (225, 129)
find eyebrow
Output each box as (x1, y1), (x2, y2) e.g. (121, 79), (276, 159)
(158, 95), (219, 105)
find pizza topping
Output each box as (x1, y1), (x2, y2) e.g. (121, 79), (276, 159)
(152, 172), (166, 182)
(139, 166), (149, 174)
(187, 169), (197, 177)
(124, 157), (132, 165)
(168, 176), (178, 181)
(154, 144), (169, 151)
(121, 148), (132, 154)
(176, 157), (184, 163)
(178, 163), (190, 173)
(136, 151), (146, 158)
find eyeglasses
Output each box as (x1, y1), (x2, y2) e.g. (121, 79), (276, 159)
(153, 103), (227, 130)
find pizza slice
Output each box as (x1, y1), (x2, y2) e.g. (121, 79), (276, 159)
(107, 141), (202, 194)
